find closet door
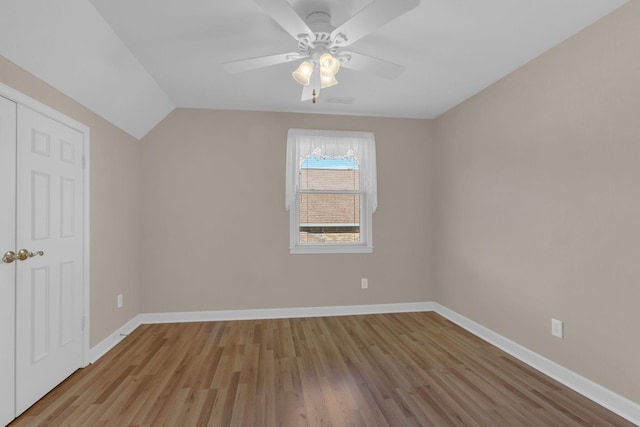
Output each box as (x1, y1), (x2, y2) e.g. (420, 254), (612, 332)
(0, 96), (17, 427)
(0, 95), (85, 424)
(15, 105), (85, 415)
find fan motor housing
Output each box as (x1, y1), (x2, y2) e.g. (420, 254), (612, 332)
(297, 11), (340, 56)
(306, 11), (333, 33)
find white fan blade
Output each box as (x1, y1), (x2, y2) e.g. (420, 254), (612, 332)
(331, 0), (420, 47)
(223, 52), (301, 74)
(340, 51), (406, 80)
(255, 0), (313, 40)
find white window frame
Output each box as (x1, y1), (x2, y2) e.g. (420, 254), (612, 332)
(285, 128), (377, 254)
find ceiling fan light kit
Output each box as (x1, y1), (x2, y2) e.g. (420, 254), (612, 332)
(291, 51), (340, 86)
(224, 0), (420, 103)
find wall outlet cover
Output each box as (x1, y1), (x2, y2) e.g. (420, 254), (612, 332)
(551, 318), (563, 339)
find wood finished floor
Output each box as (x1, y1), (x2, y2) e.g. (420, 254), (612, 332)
(9, 312), (635, 427)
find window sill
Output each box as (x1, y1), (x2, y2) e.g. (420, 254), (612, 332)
(290, 244), (373, 255)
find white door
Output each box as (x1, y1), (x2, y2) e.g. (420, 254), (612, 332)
(0, 96), (85, 424)
(14, 105), (85, 415)
(0, 96), (17, 427)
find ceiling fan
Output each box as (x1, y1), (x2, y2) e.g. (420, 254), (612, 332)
(223, 0), (420, 103)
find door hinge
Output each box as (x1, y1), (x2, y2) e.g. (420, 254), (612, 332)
(81, 316), (86, 332)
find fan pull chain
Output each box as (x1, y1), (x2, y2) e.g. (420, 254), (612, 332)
(312, 89), (317, 103)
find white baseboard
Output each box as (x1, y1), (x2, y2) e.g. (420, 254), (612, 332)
(434, 303), (640, 426)
(87, 301), (639, 426)
(88, 315), (143, 363)
(137, 301), (436, 324)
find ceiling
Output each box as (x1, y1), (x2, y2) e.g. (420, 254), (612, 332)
(0, 0), (628, 139)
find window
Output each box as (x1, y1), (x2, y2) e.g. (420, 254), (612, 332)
(285, 129), (377, 254)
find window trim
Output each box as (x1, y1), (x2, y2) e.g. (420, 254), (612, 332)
(285, 128), (376, 254)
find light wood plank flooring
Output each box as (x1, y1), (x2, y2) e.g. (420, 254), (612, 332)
(9, 312), (635, 426)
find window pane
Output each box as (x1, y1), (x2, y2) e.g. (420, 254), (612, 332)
(299, 193), (360, 243)
(299, 157), (359, 191)
(300, 169), (359, 191)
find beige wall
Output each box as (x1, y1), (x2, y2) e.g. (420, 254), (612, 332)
(0, 55), (142, 347)
(433, 1), (640, 404)
(140, 110), (434, 312)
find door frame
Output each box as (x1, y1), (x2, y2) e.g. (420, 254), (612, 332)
(0, 81), (91, 367)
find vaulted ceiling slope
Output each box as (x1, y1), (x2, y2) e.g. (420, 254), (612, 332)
(0, 0), (174, 139)
(0, 0), (628, 139)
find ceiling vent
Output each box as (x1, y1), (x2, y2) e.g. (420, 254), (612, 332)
(326, 97), (355, 104)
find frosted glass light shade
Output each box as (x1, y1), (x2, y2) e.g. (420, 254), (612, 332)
(319, 53), (340, 76)
(320, 73), (338, 88)
(292, 61), (313, 85)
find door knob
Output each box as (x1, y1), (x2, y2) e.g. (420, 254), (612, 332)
(17, 249), (45, 261)
(2, 251), (17, 264)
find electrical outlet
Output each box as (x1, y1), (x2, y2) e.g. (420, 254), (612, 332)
(361, 278), (368, 289)
(117, 294), (123, 309)
(551, 318), (563, 339)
